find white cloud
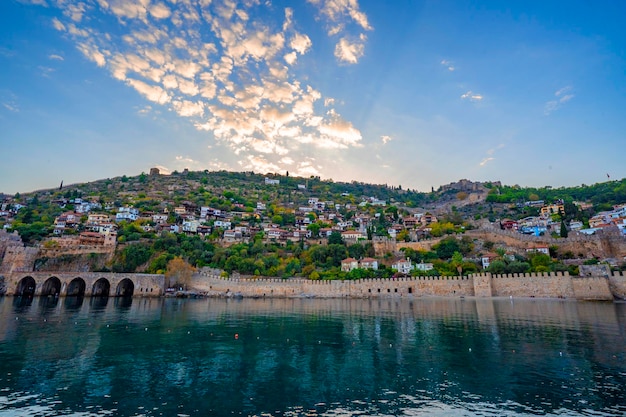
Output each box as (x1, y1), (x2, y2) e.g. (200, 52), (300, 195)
(172, 100), (204, 117)
(126, 78), (171, 104)
(49, 54), (64, 61)
(150, 3), (172, 19)
(3, 102), (19, 112)
(334, 35), (366, 64)
(38, 0), (367, 175)
(290, 33), (312, 55)
(51, 18), (66, 31)
(544, 86), (575, 115)
(461, 91), (483, 102)
(381, 135), (392, 144)
(440, 59), (454, 71)
(307, 0), (372, 31)
(479, 157), (494, 167)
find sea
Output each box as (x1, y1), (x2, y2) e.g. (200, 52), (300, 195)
(1, 296), (625, 416)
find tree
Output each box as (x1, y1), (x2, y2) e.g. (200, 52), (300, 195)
(560, 219), (568, 238)
(328, 230), (344, 245)
(165, 257), (196, 290)
(451, 251), (463, 275)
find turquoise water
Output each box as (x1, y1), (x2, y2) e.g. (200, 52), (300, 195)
(1, 296), (625, 416)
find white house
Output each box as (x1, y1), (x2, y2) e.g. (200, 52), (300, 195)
(392, 258), (414, 274)
(116, 207), (139, 222)
(415, 262), (434, 271)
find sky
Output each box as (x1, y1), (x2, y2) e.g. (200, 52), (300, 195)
(1, 0), (625, 195)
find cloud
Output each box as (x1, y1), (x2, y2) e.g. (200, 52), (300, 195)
(3, 102), (19, 112)
(479, 157), (494, 167)
(381, 135), (392, 144)
(334, 35), (366, 64)
(544, 86), (575, 115)
(307, 0), (372, 64)
(440, 59), (455, 71)
(49, 54), (64, 61)
(35, 0), (369, 176)
(461, 91), (483, 102)
(307, 0), (372, 31)
(479, 144), (504, 167)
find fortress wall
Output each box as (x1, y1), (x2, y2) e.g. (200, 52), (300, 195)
(0, 246), (39, 273)
(608, 271), (626, 300)
(571, 277), (614, 301)
(490, 272), (575, 299)
(200, 274), (475, 298)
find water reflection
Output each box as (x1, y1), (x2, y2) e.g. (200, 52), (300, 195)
(0, 297), (624, 417)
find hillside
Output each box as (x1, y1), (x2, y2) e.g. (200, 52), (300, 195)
(1, 170), (625, 284)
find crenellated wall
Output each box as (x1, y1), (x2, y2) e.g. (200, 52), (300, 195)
(195, 270), (622, 301)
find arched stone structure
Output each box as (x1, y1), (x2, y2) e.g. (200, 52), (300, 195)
(92, 278), (111, 297)
(41, 277), (61, 296)
(15, 276), (36, 297)
(4, 272), (164, 297)
(66, 278), (86, 297)
(116, 278), (134, 297)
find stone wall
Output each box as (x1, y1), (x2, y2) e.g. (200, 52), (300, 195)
(608, 271), (626, 299)
(196, 270), (621, 301)
(3, 272), (165, 297)
(0, 246), (39, 273)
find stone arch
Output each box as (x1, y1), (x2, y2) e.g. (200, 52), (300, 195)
(41, 277), (62, 296)
(15, 276), (36, 297)
(92, 278), (111, 297)
(66, 277), (86, 297)
(116, 278), (134, 297)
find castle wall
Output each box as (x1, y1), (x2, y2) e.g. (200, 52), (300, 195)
(608, 271), (626, 300)
(196, 271), (617, 301)
(490, 272), (575, 299)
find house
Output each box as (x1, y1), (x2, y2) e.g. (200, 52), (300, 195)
(341, 258), (359, 272)
(360, 258), (378, 270)
(527, 245), (550, 255)
(87, 213), (110, 225)
(223, 229), (243, 242)
(415, 262), (434, 271)
(540, 203), (564, 218)
(391, 258), (413, 274)
(481, 253), (499, 269)
(341, 230), (364, 242)
(116, 207), (139, 222)
(153, 213), (168, 224)
(265, 177), (280, 185)
(182, 220), (200, 233)
(214, 220), (231, 229)
(500, 219), (519, 230)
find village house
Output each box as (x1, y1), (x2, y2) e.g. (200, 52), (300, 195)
(481, 253), (499, 269)
(341, 258), (359, 272)
(359, 258), (378, 270)
(87, 213), (110, 225)
(527, 245), (550, 255)
(391, 258), (414, 274)
(540, 203), (564, 217)
(115, 206), (139, 222)
(415, 262), (434, 272)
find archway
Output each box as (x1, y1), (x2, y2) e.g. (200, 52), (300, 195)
(66, 278), (86, 297)
(15, 276), (36, 297)
(41, 277), (62, 296)
(116, 278), (134, 297)
(92, 278), (111, 297)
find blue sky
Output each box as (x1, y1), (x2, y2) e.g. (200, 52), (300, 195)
(1, 0), (625, 195)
